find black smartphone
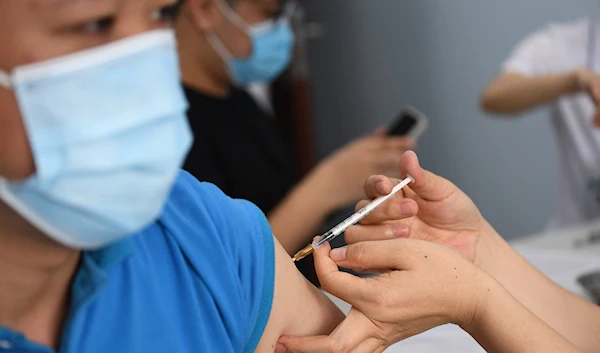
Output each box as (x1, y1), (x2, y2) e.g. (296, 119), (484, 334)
(387, 106), (428, 139)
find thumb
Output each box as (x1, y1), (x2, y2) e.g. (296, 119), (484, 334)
(312, 242), (374, 306)
(331, 239), (416, 273)
(278, 336), (330, 353)
(279, 308), (375, 353)
(399, 151), (456, 202)
(275, 343), (287, 353)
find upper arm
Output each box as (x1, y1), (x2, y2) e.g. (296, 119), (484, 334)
(482, 26), (561, 113)
(165, 176), (344, 353)
(233, 203), (344, 353)
(482, 22), (587, 114)
(255, 237), (345, 352)
(486, 19), (587, 105)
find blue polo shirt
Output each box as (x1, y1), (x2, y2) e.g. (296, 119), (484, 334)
(0, 171), (275, 353)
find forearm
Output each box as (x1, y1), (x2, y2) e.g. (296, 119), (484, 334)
(465, 277), (581, 353)
(268, 167), (337, 255)
(476, 224), (600, 352)
(481, 72), (580, 114)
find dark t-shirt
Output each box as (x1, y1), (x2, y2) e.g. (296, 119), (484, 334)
(183, 84), (319, 285)
(183, 85), (297, 214)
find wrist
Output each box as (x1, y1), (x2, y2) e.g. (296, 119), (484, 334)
(473, 222), (505, 272)
(458, 273), (501, 333)
(573, 68), (590, 92)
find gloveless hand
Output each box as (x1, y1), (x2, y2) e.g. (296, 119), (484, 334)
(277, 239), (493, 353)
(344, 151), (490, 264)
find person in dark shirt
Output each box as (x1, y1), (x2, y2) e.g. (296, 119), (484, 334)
(184, 86), (296, 214)
(175, 0), (414, 258)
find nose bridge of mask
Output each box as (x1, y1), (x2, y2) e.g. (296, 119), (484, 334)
(249, 19), (278, 35)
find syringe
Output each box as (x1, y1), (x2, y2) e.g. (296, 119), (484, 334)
(292, 174), (415, 262)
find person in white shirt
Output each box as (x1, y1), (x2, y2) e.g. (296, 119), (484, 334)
(482, 16), (600, 229)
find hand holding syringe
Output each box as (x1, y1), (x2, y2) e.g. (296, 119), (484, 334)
(293, 174), (415, 262)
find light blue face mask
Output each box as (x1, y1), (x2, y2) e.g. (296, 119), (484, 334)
(207, 0), (296, 85)
(0, 29), (193, 249)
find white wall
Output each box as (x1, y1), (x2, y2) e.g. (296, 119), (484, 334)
(304, 0), (597, 238)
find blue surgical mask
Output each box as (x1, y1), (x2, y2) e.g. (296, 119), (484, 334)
(207, 0), (295, 85)
(0, 29), (193, 249)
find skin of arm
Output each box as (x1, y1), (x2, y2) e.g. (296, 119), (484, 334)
(255, 236), (345, 352)
(481, 72), (580, 114)
(474, 226), (600, 352)
(466, 274), (582, 353)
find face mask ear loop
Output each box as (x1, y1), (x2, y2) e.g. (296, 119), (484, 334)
(215, 0), (250, 33)
(0, 70), (11, 88)
(206, 32), (241, 85)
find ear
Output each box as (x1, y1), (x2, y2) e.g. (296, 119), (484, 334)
(184, 0), (222, 32)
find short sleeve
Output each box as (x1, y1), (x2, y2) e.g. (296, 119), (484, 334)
(503, 26), (561, 76)
(159, 171), (275, 353)
(502, 19), (589, 77)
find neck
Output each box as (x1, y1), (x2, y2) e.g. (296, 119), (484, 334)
(175, 16), (231, 98)
(0, 201), (80, 349)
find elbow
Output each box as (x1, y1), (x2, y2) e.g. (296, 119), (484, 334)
(480, 88), (503, 114)
(480, 86), (518, 117)
(480, 74), (529, 116)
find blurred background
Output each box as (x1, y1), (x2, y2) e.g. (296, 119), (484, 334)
(292, 0), (598, 239)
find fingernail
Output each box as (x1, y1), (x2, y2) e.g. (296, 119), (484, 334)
(393, 224), (409, 237)
(330, 247), (348, 261)
(275, 343), (287, 353)
(399, 203), (413, 215)
(376, 181), (387, 194)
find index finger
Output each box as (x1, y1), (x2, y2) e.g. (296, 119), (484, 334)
(313, 242), (374, 305)
(331, 239), (425, 272)
(355, 197), (418, 226)
(363, 175), (399, 199)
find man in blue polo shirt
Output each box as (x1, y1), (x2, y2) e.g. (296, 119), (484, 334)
(0, 1), (344, 352)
